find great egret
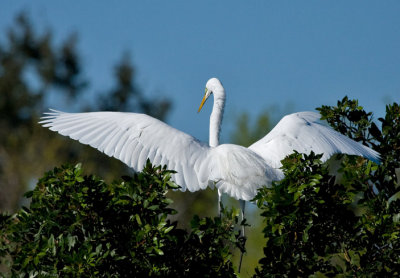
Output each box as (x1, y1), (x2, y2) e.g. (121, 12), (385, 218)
(41, 77), (379, 272)
(40, 77), (380, 221)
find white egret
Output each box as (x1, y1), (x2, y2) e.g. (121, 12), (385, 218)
(40, 77), (380, 224)
(41, 77), (380, 272)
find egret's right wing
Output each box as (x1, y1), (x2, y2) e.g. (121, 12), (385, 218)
(249, 111), (380, 168)
(40, 110), (213, 192)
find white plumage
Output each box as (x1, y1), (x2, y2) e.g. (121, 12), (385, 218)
(249, 111), (380, 170)
(40, 78), (380, 202)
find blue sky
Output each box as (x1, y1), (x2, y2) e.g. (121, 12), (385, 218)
(2, 1), (399, 143)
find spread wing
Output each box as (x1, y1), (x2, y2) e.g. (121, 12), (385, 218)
(40, 110), (213, 192)
(249, 111), (380, 168)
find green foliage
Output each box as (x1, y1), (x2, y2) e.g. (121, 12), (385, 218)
(254, 98), (400, 277)
(318, 97), (400, 196)
(0, 162), (243, 277)
(317, 96), (374, 145)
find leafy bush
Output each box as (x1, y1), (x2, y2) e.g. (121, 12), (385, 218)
(254, 99), (400, 277)
(0, 162), (243, 277)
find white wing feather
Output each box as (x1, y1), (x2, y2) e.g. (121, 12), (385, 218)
(249, 111), (380, 168)
(40, 110), (212, 192)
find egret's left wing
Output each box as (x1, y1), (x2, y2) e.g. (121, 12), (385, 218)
(249, 111), (380, 168)
(40, 110), (214, 192)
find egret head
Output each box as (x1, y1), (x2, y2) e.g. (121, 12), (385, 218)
(198, 78), (223, 112)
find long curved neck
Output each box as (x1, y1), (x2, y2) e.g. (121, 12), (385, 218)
(209, 87), (225, 147)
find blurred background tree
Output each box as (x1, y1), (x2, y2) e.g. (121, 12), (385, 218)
(0, 13), (171, 212)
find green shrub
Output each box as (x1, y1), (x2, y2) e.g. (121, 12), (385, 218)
(254, 100), (400, 277)
(1, 162), (243, 277)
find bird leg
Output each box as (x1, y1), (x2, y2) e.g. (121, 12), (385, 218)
(218, 189), (222, 217)
(240, 200), (246, 236)
(238, 199), (246, 273)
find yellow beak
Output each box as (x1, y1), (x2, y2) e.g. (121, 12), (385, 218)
(198, 91), (208, 113)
